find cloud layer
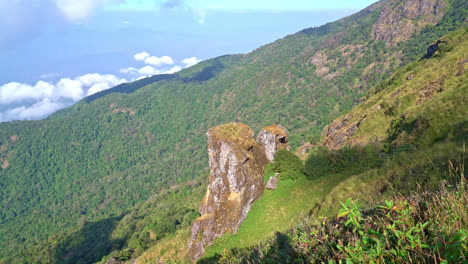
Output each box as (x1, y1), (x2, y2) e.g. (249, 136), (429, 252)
(0, 52), (202, 122)
(0, 74), (126, 122)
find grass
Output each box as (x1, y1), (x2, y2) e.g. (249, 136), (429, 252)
(200, 136), (466, 262)
(136, 228), (192, 264)
(326, 28), (468, 149)
(201, 172), (350, 260)
(203, 161), (468, 263)
(319, 140), (467, 216)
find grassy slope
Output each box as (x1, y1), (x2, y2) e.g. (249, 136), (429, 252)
(199, 165), (468, 263)
(133, 174), (350, 264)
(194, 28), (468, 263)
(317, 27), (468, 211)
(326, 29), (468, 149)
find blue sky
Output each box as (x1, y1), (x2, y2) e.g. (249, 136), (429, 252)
(109, 0), (377, 12)
(0, 0), (378, 122)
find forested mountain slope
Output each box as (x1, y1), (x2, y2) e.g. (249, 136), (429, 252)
(0, 0), (466, 262)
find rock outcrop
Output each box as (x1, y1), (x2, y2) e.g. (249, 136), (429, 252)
(188, 123), (288, 262)
(256, 125), (290, 161)
(266, 173), (280, 190)
(321, 114), (367, 149)
(371, 0), (446, 46)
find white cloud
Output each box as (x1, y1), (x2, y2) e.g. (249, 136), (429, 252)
(78, 73), (124, 87)
(0, 72), (126, 122)
(56, 0), (96, 22)
(0, 50), (201, 122)
(134, 51), (150, 61)
(144, 55), (174, 66)
(182, 57), (201, 68)
(166, 65), (182, 74)
(120, 53), (204, 79)
(4, 98), (65, 122)
(56, 78), (84, 100)
(0, 81), (54, 104)
(138, 65), (161, 76)
(87, 82), (111, 96)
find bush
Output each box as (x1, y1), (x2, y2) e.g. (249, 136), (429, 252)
(270, 149), (305, 180)
(305, 145), (382, 180)
(304, 146), (332, 180)
(327, 145), (371, 172)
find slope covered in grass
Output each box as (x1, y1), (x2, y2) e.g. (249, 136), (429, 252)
(202, 164), (468, 263)
(322, 27), (468, 150)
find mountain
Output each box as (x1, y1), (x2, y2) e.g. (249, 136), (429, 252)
(195, 26), (468, 263)
(0, 0), (466, 263)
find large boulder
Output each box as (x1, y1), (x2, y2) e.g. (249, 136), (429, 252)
(256, 125), (290, 161)
(188, 123), (269, 262)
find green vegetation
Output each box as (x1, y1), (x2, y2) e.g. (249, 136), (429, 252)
(266, 149), (305, 180)
(1, 180), (205, 264)
(331, 27), (468, 153)
(307, 134), (321, 145)
(197, 26), (468, 263)
(200, 138), (466, 263)
(0, 0), (466, 263)
(202, 164), (467, 263)
(304, 145), (381, 180)
(201, 175), (348, 261)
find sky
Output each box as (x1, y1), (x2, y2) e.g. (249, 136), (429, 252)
(0, 0), (378, 122)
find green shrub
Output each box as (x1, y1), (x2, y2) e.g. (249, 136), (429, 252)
(305, 145), (382, 180)
(327, 145), (381, 173)
(304, 146), (332, 180)
(270, 149), (305, 180)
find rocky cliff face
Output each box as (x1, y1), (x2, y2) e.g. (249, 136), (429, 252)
(372, 0), (447, 46)
(256, 125), (290, 161)
(321, 114), (366, 149)
(188, 123), (288, 262)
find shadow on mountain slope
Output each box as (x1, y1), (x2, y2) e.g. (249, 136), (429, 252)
(52, 216), (124, 264)
(85, 74), (176, 103)
(182, 58), (226, 83)
(198, 232), (307, 264)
